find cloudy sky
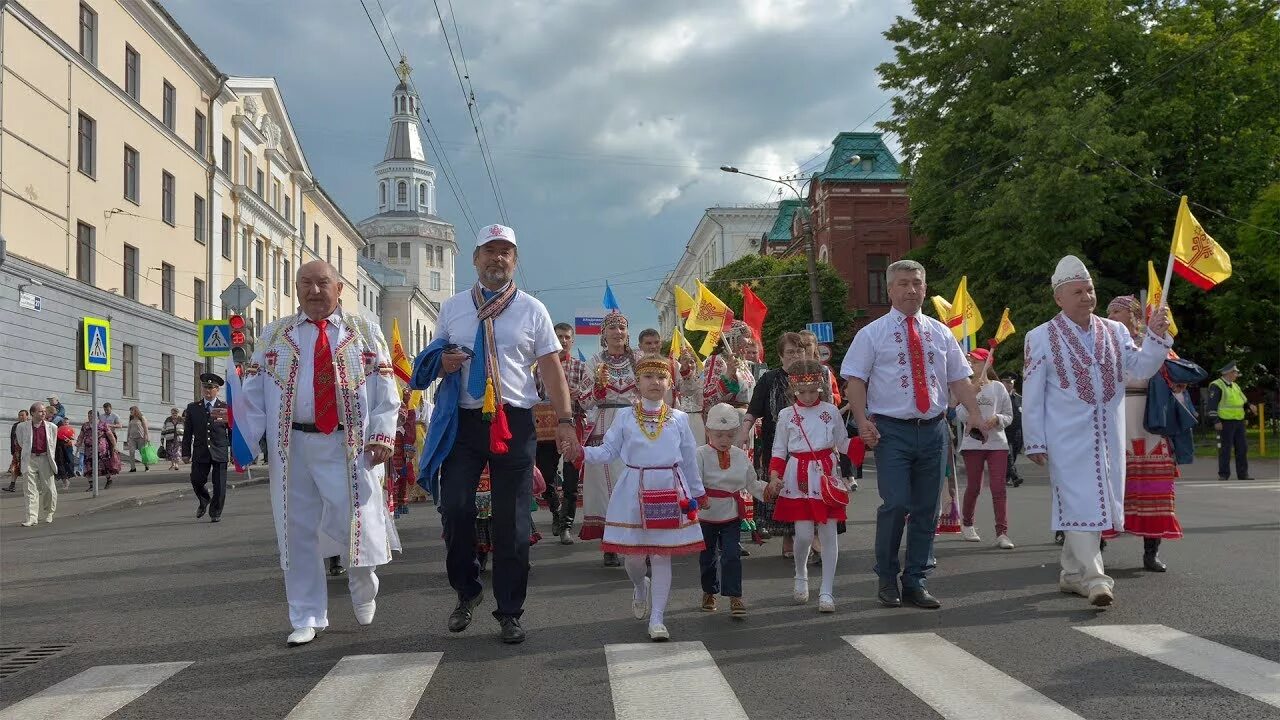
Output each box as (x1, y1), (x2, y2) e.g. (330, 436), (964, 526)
(166, 0), (908, 330)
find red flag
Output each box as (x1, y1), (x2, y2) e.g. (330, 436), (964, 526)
(741, 285), (768, 351)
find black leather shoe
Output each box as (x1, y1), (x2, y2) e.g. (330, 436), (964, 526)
(877, 578), (902, 608)
(1143, 552), (1167, 572)
(603, 552), (622, 567)
(196, 500), (208, 519)
(448, 594), (483, 633)
(1239, 476), (1254, 481)
(902, 586), (941, 609)
(499, 616), (526, 644)
(210, 516), (221, 523)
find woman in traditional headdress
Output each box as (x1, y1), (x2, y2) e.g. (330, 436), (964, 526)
(703, 321), (758, 421)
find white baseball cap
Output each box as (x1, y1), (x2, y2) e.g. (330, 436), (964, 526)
(477, 224), (517, 248)
(705, 403), (743, 431)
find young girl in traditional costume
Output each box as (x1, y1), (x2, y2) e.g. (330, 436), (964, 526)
(583, 356), (707, 641)
(764, 359), (852, 613)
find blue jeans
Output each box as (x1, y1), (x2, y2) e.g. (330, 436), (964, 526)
(699, 520), (742, 597)
(873, 415), (948, 588)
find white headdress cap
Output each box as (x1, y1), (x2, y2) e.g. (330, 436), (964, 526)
(1051, 255), (1091, 289)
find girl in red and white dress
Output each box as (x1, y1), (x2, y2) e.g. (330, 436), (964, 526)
(764, 359), (852, 613)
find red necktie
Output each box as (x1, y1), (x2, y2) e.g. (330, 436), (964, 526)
(905, 316), (930, 414)
(310, 319), (339, 434)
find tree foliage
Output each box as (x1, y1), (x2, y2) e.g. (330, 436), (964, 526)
(879, 0), (1280, 379)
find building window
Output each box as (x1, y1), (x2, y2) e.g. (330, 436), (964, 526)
(418, 183), (426, 207)
(326, 236), (332, 263)
(123, 145), (139, 203)
(221, 214), (232, 259)
(241, 230), (249, 271)
(435, 245), (443, 267)
(380, 182), (387, 205)
(76, 333), (90, 391)
(867, 253), (889, 306)
(162, 263), (175, 313)
(300, 209), (307, 237)
(273, 179), (281, 210)
(123, 244), (139, 300)
(271, 252), (279, 289)
(76, 222), (95, 283)
(193, 362), (203, 402)
(284, 196), (292, 224)
(430, 271), (441, 291)
(388, 242), (398, 259)
(194, 277), (205, 321)
(193, 194), (205, 244)
(122, 344), (137, 398)
(77, 112), (95, 178)
(255, 169), (264, 197)
(396, 242), (408, 260)
(79, 3), (97, 64)
(161, 353), (173, 403)
(255, 309), (263, 333)
(162, 81), (175, 129)
(397, 181), (407, 204)
(241, 150), (251, 184)
(221, 135), (231, 173)
(124, 45), (140, 100)
(283, 260), (291, 296)
(194, 110), (206, 154)
(313, 224), (319, 253)
(255, 239), (264, 280)
(161, 171), (175, 225)
(338, 248), (344, 278)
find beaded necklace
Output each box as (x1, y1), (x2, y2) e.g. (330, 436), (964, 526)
(634, 401), (670, 441)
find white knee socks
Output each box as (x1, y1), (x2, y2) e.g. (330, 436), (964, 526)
(793, 521), (839, 597)
(623, 554), (672, 627)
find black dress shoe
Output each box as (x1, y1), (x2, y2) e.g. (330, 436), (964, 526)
(902, 586), (941, 609)
(499, 617), (526, 644)
(448, 593), (483, 633)
(210, 516), (221, 523)
(196, 501), (208, 519)
(877, 578), (902, 608)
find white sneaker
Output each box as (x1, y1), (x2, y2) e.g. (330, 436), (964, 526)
(42, 517), (54, 524)
(793, 577), (809, 604)
(995, 534), (1015, 549)
(287, 627), (316, 646)
(1088, 585), (1114, 608)
(632, 577), (651, 620)
(19, 520), (35, 527)
(354, 600), (376, 626)
(647, 624), (669, 642)
(961, 525), (981, 542)
(1059, 578), (1085, 596)
(818, 594), (835, 613)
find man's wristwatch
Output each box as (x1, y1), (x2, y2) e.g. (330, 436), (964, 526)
(557, 417), (574, 426)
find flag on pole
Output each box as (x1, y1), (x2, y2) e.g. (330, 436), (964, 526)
(686, 281), (732, 356)
(389, 319), (421, 409)
(576, 347), (587, 362)
(1146, 261), (1178, 336)
(1170, 195), (1231, 290)
(224, 364), (260, 473)
(602, 281), (621, 311)
(674, 285), (695, 322)
(741, 284), (768, 354)
(945, 276), (984, 344)
(670, 327), (703, 372)
(930, 295), (955, 322)
(993, 307), (1016, 344)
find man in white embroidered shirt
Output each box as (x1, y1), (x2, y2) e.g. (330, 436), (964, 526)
(841, 260), (985, 610)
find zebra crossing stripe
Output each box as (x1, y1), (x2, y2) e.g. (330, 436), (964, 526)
(1077, 625), (1280, 709)
(845, 633), (1085, 720)
(0, 661), (191, 720)
(284, 652), (443, 720)
(605, 642), (748, 720)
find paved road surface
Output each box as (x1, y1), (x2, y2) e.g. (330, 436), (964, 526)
(1, 465), (1277, 719)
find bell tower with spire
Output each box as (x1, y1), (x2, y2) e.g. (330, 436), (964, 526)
(376, 56), (436, 216)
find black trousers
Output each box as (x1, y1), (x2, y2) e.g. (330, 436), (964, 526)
(440, 406), (535, 619)
(191, 461), (228, 518)
(1217, 419), (1249, 479)
(535, 440), (580, 526)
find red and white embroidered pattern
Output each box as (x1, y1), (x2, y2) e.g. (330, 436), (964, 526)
(819, 410), (833, 424)
(1046, 324), (1070, 390)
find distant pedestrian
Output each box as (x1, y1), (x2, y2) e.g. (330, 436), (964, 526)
(1000, 371), (1024, 487)
(46, 395), (67, 424)
(955, 348), (1015, 549)
(80, 409), (120, 490)
(1208, 362), (1253, 481)
(127, 406), (151, 472)
(183, 374), (230, 522)
(100, 402), (123, 465)
(162, 408), (184, 470)
(6, 410), (30, 493)
(55, 419), (77, 489)
(16, 402), (58, 526)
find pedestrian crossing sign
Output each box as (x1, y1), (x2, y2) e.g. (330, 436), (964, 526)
(198, 319), (232, 358)
(82, 317), (111, 372)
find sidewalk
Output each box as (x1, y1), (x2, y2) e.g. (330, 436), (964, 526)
(0, 465), (266, 525)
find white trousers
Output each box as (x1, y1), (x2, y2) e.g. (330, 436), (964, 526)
(1059, 530), (1113, 594)
(284, 431), (380, 629)
(24, 457), (57, 523)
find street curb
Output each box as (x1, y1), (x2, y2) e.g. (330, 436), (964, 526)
(77, 475), (268, 517)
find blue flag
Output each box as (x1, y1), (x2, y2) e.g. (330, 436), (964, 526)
(576, 347), (587, 362)
(602, 281), (621, 311)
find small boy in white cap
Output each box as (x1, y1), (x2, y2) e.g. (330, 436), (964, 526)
(697, 403), (765, 617)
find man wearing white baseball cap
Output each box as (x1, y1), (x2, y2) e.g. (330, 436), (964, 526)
(432, 223), (581, 644)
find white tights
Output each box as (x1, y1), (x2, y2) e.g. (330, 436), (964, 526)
(793, 520), (839, 597)
(624, 554), (672, 626)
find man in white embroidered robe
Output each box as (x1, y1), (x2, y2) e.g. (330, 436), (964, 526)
(240, 260), (402, 645)
(1023, 255), (1171, 607)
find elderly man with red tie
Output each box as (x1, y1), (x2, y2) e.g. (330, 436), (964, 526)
(841, 260), (985, 610)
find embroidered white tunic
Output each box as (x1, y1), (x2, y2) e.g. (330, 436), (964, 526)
(695, 445), (764, 523)
(582, 404), (706, 554)
(1022, 313), (1171, 532)
(771, 402), (852, 504)
(240, 310), (402, 569)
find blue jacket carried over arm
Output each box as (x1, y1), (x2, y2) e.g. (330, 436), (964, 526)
(1144, 358), (1207, 465)
(411, 339), (461, 495)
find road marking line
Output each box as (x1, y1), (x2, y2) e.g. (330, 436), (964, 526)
(284, 652), (442, 720)
(0, 661), (191, 720)
(1077, 625), (1280, 709)
(845, 633), (1084, 720)
(1179, 481), (1280, 489)
(606, 642), (748, 720)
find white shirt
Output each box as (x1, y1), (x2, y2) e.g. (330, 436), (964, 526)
(437, 288), (561, 410)
(840, 307), (972, 420)
(955, 380), (1013, 451)
(290, 310), (343, 424)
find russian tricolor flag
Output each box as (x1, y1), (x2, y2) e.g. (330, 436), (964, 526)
(225, 365), (261, 472)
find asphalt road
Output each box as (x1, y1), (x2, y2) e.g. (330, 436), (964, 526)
(1, 464), (1277, 719)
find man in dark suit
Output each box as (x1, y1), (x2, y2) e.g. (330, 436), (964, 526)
(183, 373), (230, 522)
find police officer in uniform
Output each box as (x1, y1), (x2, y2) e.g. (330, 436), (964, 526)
(184, 373), (231, 521)
(1208, 361), (1252, 481)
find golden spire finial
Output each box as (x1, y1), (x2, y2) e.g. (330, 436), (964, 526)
(396, 55), (412, 84)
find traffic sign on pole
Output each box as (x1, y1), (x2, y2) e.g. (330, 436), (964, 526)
(198, 319), (233, 357)
(82, 317), (111, 372)
(806, 321), (834, 344)
(220, 278), (257, 313)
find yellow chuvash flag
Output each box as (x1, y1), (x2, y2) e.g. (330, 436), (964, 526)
(686, 281), (731, 356)
(669, 327), (704, 372)
(1146, 261), (1178, 336)
(674, 285), (696, 322)
(994, 307), (1016, 344)
(931, 295), (956, 323)
(945, 276), (984, 342)
(389, 319), (421, 409)
(1170, 195), (1231, 290)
